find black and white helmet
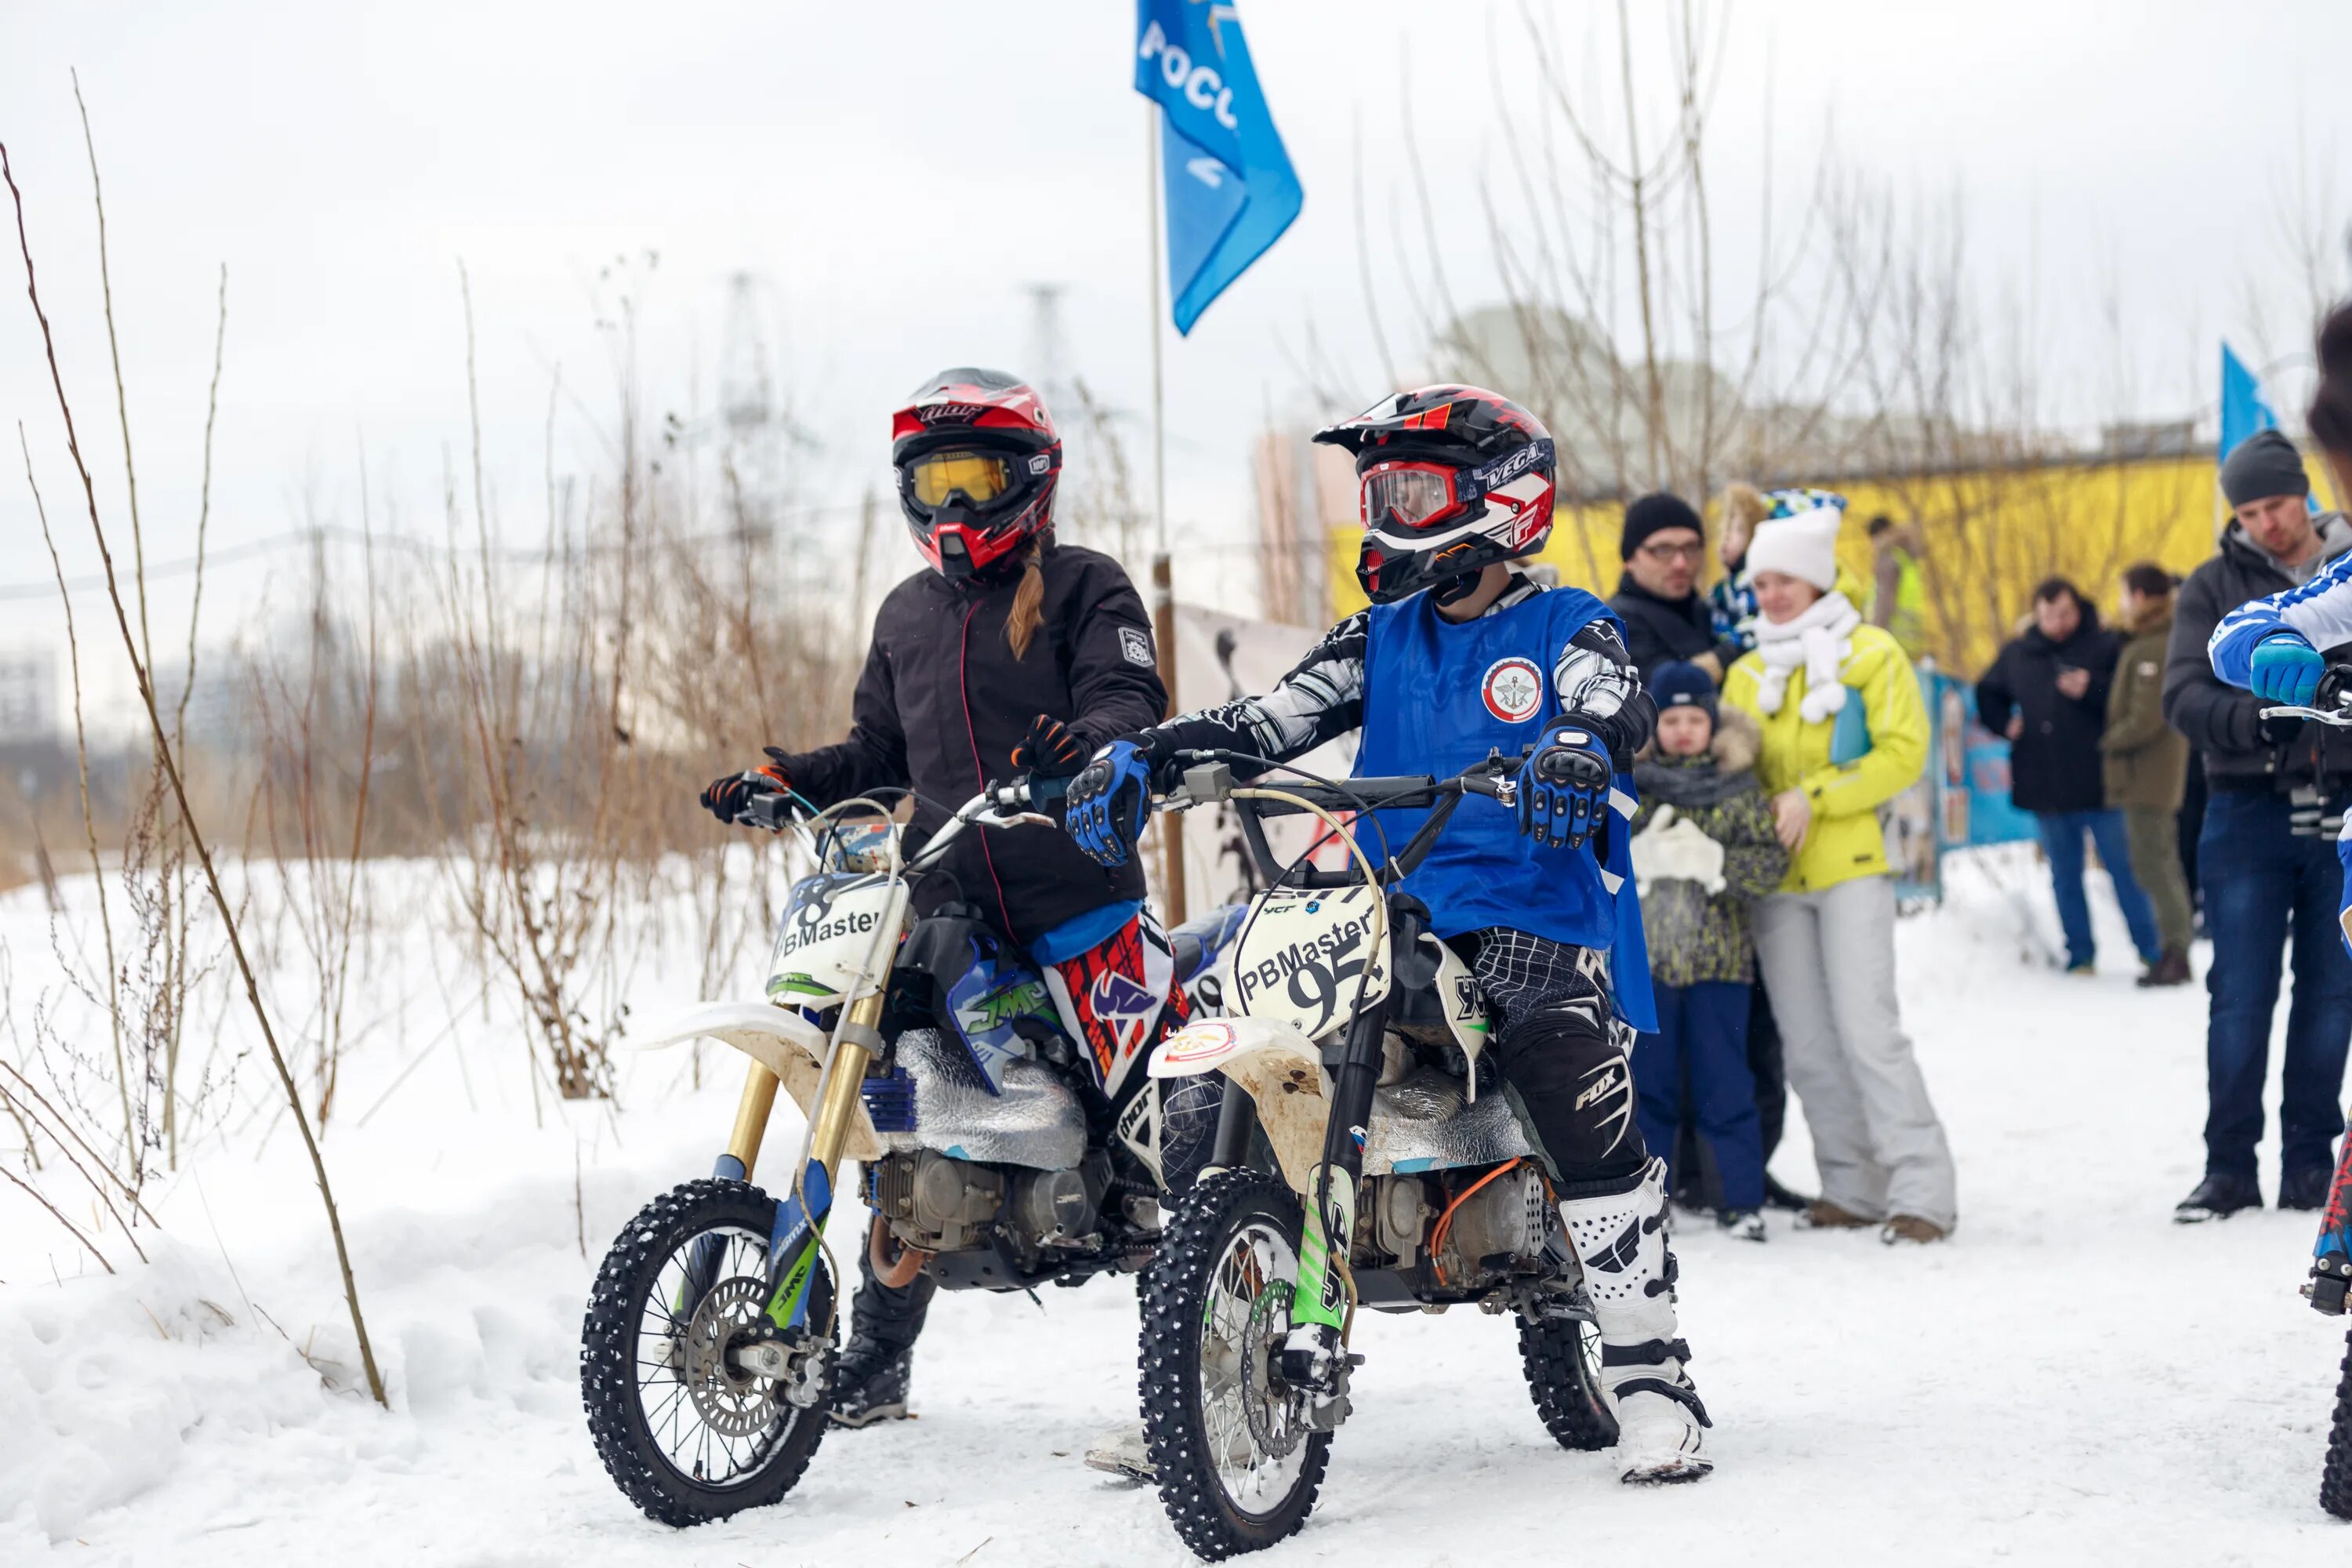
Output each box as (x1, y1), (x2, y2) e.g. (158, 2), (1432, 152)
(1312, 384), (1557, 604)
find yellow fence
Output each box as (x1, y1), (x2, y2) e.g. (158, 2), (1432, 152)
(1326, 452), (2302, 677)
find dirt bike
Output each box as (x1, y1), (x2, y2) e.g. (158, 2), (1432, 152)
(2267, 672), (2352, 1519)
(1126, 750), (1617, 1559)
(579, 778), (1239, 1526)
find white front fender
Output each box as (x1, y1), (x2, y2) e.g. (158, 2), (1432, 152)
(632, 1001), (877, 1162)
(1150, 1017), (1328, 1189)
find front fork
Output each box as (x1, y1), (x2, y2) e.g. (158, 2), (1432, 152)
(757, 989), (885, 1334)
(1278, 978), (1392, 1425)
(2310, 1116), (2352, 1313)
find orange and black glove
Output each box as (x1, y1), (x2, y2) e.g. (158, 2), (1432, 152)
(1011, 714), (1087, 781)
(699, 750), (793, 825)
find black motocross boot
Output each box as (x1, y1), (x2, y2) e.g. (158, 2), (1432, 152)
(829, 1335), (913, 1428)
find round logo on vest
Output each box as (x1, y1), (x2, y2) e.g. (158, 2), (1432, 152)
(1480, 656), (1544, 723)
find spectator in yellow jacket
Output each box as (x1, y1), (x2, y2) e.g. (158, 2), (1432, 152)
(1720, 488), (1958, 1244)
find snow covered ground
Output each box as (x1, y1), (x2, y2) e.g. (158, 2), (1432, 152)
(4, 844), (2349, 1566)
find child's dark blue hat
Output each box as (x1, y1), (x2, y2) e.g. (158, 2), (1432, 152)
(1650, 660), (1719, 722)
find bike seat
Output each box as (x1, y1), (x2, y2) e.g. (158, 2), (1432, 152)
(1167, 903), (1248, 983)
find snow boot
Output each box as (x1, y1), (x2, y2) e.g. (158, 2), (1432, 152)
(1558, 1157), (1712, 1485)
(1717, 1208), (1766, 1243)
(829, 1338), (914, 1428)
(2173, 1171), (2261, 1224)
(2282, 1166), (2334, 1212)
(1880, 1214), (1948, 1244)
(1081, 1420), (1154, 1481)
(1797, 1198), (1876, 1230)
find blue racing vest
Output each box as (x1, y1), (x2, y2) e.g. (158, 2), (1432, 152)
(1357, 586), (1657, 1033)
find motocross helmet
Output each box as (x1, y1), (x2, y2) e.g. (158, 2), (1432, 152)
(1312, 385), (1558, 605)
(891, 367), (1062, 579)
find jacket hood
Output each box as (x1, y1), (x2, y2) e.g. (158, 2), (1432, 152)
(2122, 597), (2175, 638)
(1634, 703), (1760, 773)
(2020, 612), (2107, 657)
(2220, 510), (2352, 579)
(1613, 573), (1702, 611)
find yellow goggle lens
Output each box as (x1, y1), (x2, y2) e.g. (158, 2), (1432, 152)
(910, 451), (1011, 507)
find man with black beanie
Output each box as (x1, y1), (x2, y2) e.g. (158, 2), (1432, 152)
(2163, 428), (2352, 1221)
(1612, 492), (1745, 681)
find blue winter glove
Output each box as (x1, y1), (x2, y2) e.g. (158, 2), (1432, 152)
(1519, 724), (1613, 850)
(1065, 740), (1157, 866)
(2251, 631), (2325, 705)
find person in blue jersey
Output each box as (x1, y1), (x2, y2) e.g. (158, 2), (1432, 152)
(2193, 430), (2352, 1221)
(1063, 386), (1711, 1486)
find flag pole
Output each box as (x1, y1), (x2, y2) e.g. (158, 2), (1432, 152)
(1145, 102), (1187, 924)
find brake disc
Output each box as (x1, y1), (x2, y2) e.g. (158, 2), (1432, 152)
(681, 1276), (785, 1439)
(1240, 1280), (1306, 1459)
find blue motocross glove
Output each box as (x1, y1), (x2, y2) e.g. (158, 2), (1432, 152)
(2250, 631), (2325, 706)
(1065, 740), (1157, 866)
(1519, 724), (1613, 850)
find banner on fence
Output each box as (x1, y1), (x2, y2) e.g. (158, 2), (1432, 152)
(1893, 665), (2040, 903)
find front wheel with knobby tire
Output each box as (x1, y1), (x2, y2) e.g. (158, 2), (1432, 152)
(581, 1178), (835, 1526)
(1517, 1299), (1618, 1453)
(2322, 1323), (2352, 1519)
(1138, 1167), (1330, 1561)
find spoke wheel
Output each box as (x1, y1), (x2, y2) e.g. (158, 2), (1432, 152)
(2322, 1322), (2352, 1519)
(1517, 1290), (1618, 1454)
(1140, 1168), (1329, 1560)
(581, 1178), (835, 1526)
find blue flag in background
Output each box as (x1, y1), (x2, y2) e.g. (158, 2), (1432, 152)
(1134, 2), (1302, 336)
(2220, 343), (2279, 463)
(2220, 343), (2317, 510)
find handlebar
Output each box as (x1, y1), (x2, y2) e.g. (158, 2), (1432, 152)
(1156, 749), (1524, 815)
(730, 776), (1055, 873)
(1154, 748), (1528, 888)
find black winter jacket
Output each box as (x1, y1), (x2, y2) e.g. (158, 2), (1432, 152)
(1974, 619), (2121, 814)
(774, 543), (1165, 946)
(1609, 575), (1739, 681)
(2162, 518), (2352, 793)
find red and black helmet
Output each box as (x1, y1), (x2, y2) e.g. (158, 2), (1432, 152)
(1312, 384), (1558, 604)
(891, 367), (1062, 579)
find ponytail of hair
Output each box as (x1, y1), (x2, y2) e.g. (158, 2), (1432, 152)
(1004, 539), (1046, 660)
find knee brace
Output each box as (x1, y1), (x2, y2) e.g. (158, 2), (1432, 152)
(1493, 996), (1646, 1184)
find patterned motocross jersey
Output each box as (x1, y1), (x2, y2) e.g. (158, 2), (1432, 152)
(1138, 575), (1653, 769)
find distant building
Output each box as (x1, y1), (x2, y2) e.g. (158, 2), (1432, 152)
(0, 651), (55, 742)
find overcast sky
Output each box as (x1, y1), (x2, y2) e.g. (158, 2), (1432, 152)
(5, 0), (2350, 702)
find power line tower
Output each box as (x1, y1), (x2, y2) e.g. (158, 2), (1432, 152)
(1025, 281), (1071, 415)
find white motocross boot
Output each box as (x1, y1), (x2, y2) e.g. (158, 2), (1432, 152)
(1557, 1156), (1712, 1483)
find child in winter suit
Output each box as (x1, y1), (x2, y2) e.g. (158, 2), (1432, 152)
(1629, 662), (1791, 1239)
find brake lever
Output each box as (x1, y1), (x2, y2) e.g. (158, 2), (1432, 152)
(2260, 703), (2352, 728)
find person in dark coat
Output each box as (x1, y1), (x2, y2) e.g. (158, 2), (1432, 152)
(1611, 492), (1745, 681)
(1976, 578), (2163, 975)
(2162, 428), (2352, 1221)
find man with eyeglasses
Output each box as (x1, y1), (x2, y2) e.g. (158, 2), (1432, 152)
(1610, 492), (1744, 684)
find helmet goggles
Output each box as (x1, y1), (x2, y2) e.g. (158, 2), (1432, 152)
(1360, 437), (1556, 535)
(906, 449), (1013, 509)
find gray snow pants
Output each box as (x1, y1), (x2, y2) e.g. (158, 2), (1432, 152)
(1752, 873), (1957, 1229)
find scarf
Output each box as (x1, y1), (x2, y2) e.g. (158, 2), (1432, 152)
(1633, 754), (1759, 811)
(1752, 590), (1860, 724)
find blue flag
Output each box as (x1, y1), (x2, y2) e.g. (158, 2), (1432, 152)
(1134, 2), (1303, 336)
(2220, 342), (2279, 463)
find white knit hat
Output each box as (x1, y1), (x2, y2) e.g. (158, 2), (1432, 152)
(1744, 494), (1845, 591)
